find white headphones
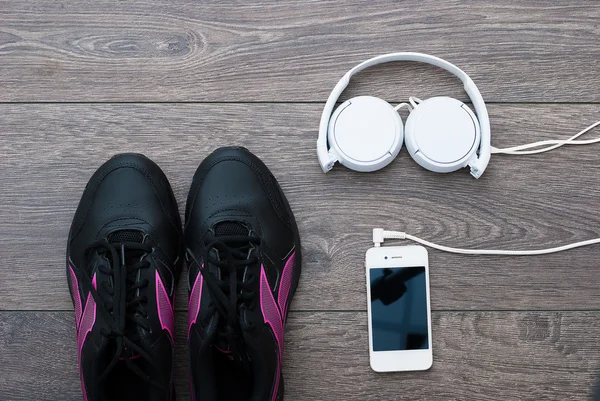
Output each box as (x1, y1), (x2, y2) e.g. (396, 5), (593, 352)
(317, 52), (491, 178)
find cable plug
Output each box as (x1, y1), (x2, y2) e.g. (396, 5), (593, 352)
(373, 228), (406, 247)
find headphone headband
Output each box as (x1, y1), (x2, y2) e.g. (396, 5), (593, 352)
(317, 52), (491, 178)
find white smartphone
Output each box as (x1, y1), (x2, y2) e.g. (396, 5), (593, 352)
(365, 245), (433, 372)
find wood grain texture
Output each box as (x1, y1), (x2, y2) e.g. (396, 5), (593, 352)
(1, 103), (600, 311)
(0, 311), (598, 400)
(1, 0), (599, 102)
(1, 1), (599, 399)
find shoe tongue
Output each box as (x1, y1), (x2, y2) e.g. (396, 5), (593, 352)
(211, 222), (252, 265)
(97, 340), (158, 392)
(213, 328), (246, 363)
(210, 221), (253, 355)
(214, 337), (234, 355)
(214, 221), (249, 237)
(207, 312), (245, 358)
(105, 230), (149, 349)
(107, 230), (144, 244)
(107, 229), (145, 267)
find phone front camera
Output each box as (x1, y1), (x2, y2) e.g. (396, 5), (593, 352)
(384, 256), (388, 260)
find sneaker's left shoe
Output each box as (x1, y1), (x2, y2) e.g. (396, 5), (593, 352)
(66, 153), (183, 401)
(185, 147), (302, 401)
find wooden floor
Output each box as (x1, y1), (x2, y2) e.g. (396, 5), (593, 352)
(1, 1), (600, 400)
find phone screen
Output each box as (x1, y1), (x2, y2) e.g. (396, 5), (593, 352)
(369, 266), (429, 352)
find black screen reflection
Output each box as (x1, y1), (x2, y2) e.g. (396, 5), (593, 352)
(370, 267), (429, 351)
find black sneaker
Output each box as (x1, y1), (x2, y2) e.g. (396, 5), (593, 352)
(66, 153), (183, 401)
(185, 147), (301, 401)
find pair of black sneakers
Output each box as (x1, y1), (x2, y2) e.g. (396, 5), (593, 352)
(66, 147), (301, 401)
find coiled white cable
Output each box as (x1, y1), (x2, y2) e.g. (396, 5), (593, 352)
(372, 228), (600, 255)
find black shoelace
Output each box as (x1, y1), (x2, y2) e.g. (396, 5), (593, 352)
(81, 240), (168, 394)
(186, 234), (260, 369)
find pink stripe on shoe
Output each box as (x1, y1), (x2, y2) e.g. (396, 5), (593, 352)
(277, 252), (296, 321)
(188, 267), (204, 338)
(69, 265), (83, 328)
(155, 271), (175, 343)
(260, 266), (284, 401)
(188, 267), (204, 401)
(77, 274), (97, 401)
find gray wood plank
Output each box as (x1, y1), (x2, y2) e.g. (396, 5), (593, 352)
(1, 103), (600, 311)
(0, 311), (598, 400)
(1, 0), (599, 102)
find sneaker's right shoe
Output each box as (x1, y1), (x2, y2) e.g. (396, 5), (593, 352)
(185, 147), (302, 401)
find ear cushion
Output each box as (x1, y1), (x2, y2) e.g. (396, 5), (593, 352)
(327, 96), (404, 172)
(405, 97), (480, 173)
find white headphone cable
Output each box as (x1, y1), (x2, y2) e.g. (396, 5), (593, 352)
(372, 228), (600, 255)
(491, 120), (600, 155)
(393, 102), (413, 112)
(408, 96), (423, 108)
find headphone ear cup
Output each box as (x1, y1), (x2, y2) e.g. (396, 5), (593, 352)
(327, 96), (404, 172)
(405, 97), (481, 173)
